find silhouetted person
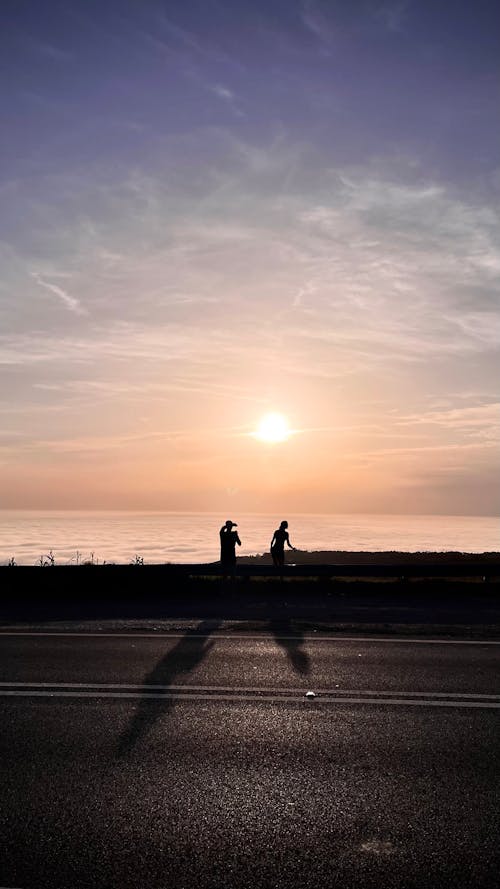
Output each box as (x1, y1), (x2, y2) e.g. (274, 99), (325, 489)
(219, 520), (241, 577)
(271, 520), (296, 569)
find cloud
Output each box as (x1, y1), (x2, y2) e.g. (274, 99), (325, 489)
(1, 136), (497, 514)
(30, 272), (86, 315)
(205, 83), (245, 118)
(35, 41), (74, 63)
(394, 403), (500, 442)
(210, 84), (235, 101)
(3, 141), (496, 401)
(131, 10), (236, 70)
(373, 1), (411, 33)
(301, 0), (411, 45)
(301, 1), (336, 51)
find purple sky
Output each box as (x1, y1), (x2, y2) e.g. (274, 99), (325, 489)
(1, 0), (499, 514)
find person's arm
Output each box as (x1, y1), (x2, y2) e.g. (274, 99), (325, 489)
(286, 533), (297, 551)
(235, 533), (241, 546)
(270, 532), (276, 549)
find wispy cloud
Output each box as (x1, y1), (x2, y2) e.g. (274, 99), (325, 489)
(210, 84), (234, 101)
(301, 1), (336, 51)
(206, 83), (245, 118)
(374, 1), (411, 33)
(35, 41), (74, 62)
(394, 403), (500, 442)
(31, 272), (86, 315)
(3, 142), (496, 395)
(1, 133), (498, 511)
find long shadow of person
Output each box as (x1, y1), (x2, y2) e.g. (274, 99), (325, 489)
(269, 619), (310, 675)
(116, 620), (220, 756)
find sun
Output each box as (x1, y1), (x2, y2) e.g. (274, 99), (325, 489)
(255, 412), (291, 443)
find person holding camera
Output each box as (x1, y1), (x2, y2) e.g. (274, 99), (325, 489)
(219, 520), (241, 577)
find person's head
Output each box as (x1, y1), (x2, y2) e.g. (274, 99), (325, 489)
(225, 520), (237, 529)
(280, 520), (288, 529)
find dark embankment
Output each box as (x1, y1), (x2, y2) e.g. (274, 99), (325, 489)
(240, 550), (500, 566)
(1, 552), (499, 630)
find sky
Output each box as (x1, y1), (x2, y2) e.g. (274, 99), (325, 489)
(0, 0), (499, 515)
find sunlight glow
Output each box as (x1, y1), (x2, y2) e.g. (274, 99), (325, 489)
(255, 412), (291, 443)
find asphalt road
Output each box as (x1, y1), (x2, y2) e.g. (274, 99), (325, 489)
(1, 627), (499, 889)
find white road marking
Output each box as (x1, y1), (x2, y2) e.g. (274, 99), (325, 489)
(1, 682), (499, 700)
(0, 684), (499, 708)
(0, 632), (499, 644)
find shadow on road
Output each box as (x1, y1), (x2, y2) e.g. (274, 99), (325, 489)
(269, 619), (310, 675)
(116, 619), (220, 756)
(117, 617), (311, 755)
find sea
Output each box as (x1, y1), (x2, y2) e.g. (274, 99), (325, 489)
(0, 511), (498, 566)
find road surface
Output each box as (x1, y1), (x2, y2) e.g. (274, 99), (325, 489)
(0, 626), (499, 888)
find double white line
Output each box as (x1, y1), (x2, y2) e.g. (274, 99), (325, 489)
(1, 682), (499, 709)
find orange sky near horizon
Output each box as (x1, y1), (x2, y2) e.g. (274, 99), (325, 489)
(1, 385), (498, 515)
